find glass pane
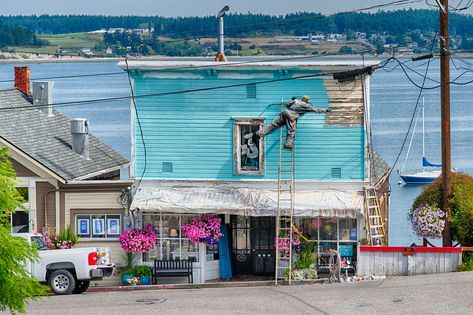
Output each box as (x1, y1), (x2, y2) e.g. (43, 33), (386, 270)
(76, 215), (91, 237)
(11, 211), (29, 233)
(318, 241), (337, 254)
(161, 214), (179, 238)
(106, 215), (121, 237)
(240, 124), (261, 171)
(319, 218), (338, 240)
(339, 218), (357, 241)
(299, 217), (319, 240)
(91, 215), (106, 238)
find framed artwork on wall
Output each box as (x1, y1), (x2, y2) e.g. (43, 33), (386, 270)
(77, 218), (90, 236)
(93, 218), (105, 235)
(107, 218), (120, 235)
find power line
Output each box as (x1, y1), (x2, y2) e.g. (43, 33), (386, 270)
(0, 67), (379, 113)
(0, 0), (425, 84)
(389, 27), (438, 180)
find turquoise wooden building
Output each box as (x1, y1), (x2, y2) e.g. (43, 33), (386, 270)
(121, 59), (390, 282)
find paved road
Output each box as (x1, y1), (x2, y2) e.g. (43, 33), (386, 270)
(20, 272), (473, 315)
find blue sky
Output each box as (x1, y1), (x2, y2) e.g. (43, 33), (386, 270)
(3, 0), (438, 16)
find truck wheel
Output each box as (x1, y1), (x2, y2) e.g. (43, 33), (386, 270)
(72, 280), (90, 294)
(49, 270), (76, 295)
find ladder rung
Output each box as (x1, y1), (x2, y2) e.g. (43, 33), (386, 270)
(370, 225), (384, 229)
(371, 235), (385, 238)
(369, 215), (381, 219)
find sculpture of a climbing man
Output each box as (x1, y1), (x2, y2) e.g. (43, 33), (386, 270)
(256, 95), (331, 150)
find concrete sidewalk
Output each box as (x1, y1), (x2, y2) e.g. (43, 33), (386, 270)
(22, 272), (473, 315)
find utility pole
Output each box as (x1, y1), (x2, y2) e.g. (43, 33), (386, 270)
(438, 0), (452, 246)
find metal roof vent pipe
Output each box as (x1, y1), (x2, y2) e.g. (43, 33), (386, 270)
(215, 5), (229, 62)
(71, 118), (90, 160)
(33, 81), (54, 117)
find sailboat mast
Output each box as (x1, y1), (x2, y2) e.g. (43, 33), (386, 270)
(422, 96), (425, 173)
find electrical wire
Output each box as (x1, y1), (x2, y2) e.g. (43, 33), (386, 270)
(389, 27), (438, 181)
(0, 0), (425, 84)
(124, 57), (147, 196)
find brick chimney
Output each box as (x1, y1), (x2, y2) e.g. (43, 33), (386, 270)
(14, 66), (31, 95)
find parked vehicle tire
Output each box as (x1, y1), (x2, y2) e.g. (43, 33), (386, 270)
(72, 280), (90, 294)
(49, 270), (76, 295)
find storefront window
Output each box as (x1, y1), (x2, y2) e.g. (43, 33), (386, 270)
(143, 213), (202, 263)
(294, 217), (358, 271)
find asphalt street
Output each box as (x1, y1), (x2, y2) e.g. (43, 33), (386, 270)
(19, 272), (473, 315)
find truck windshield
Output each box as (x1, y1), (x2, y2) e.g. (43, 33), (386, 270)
(31, 236), (48, 250)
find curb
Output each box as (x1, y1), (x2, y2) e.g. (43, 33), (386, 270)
(87, 279), (325, 293)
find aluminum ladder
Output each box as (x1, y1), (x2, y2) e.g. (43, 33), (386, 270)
(364, 187), (386, 245)
(274, 99), (296, 285)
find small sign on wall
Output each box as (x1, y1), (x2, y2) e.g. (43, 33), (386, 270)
(92, 218), (105, 235)
(77, 218), (90, 235)
(107, 218), (120, 235)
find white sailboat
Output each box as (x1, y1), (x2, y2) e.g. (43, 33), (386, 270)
(398, 97), (443, 184)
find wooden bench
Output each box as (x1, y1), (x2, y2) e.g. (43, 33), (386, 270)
(152, 259), (193, 284)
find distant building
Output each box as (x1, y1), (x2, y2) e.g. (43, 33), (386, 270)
(105, 47), (113, 55)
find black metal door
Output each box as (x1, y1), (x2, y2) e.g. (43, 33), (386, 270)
(251, 217), (276, 275)
(230, 216), (252, 275)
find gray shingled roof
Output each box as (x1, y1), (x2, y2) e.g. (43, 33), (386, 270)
(0, 89), (128, 182)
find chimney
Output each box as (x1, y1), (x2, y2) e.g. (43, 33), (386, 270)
(71, 118), (90, 160)
(14, 66), (31, 95)
(215, 6), (229, 62)
(33, 81), (54, 117)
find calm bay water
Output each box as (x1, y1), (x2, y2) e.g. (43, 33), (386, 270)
(1, 58), (471, 246)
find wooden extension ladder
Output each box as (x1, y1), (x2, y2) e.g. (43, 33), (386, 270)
(274, 99), (296, 285)
(364, 187), (387, 246)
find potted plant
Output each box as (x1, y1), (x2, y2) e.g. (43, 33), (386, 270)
(118, 225), (156, 285)
(133, 265), (153, 285)
(44, 227), (79, 249)
(117, 252), (139, 285)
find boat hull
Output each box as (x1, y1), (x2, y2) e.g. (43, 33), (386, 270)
(399, 171), (441, 184)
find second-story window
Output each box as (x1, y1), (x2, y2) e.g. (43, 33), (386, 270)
(233, 118), (264, 175)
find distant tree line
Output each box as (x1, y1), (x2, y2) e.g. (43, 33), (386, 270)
(102, 31), (202, 56)
(0, 21), (44, 48)
(3, 10), (473, 38)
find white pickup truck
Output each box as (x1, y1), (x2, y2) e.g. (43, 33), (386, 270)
(15, 233), (114, 295)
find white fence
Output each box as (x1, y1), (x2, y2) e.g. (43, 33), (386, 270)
(357, 246), (462, 276)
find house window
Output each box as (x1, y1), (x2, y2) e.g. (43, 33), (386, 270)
(233, 118), (264, 175)
(11, 187), (30, 233)
(75, 214), (121, 239)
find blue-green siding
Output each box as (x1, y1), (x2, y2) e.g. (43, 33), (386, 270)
(132, 70), (365, 181)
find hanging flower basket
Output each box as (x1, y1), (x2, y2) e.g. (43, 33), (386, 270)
(410, 204), (446, 239)
(119, 224), (156, 253)
(181, 215), (223, 245)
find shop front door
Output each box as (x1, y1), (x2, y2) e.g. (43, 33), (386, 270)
(230, 216), (275, 276)
(251, 217), (276, 275)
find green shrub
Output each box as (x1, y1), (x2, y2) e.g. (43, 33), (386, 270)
(412, 173), (473, 246)
(133, 265), (152, 277)
(457, 253), (473, 272)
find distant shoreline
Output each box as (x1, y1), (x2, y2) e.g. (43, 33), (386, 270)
(1, 53), (473, 65)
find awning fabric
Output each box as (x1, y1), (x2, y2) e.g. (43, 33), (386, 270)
(131, 186), (364, 218)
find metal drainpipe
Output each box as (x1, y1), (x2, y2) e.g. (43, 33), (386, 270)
(43, 188), (129, 233)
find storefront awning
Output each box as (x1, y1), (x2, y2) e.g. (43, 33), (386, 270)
(131, 186), (364, 218)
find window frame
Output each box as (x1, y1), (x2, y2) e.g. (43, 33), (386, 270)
(75, 213), (122, 240)
(233, 117), (265, 176)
